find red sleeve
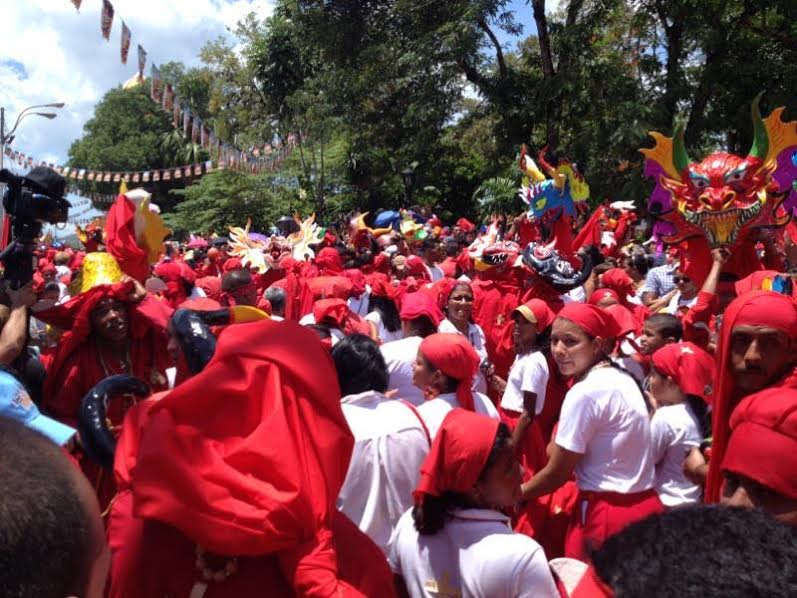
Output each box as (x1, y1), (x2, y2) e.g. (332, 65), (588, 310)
(42, 350), (85, 427)
(682, 290), (717, 349)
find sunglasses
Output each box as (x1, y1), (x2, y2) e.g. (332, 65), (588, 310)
(674, 275), (690, 284)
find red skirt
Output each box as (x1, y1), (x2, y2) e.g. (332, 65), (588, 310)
(564, 488), (664, 561)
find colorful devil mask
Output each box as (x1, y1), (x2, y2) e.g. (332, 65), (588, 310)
(641, 95), (797, 250)
(518, 145), (590, 224)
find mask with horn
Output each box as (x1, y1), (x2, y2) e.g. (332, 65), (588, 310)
(641, 94), (797, 250)
(518, 144), (590, 225)
(522, 241), (597, 292)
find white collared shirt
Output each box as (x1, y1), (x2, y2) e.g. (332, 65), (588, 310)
(388, 507), (559, 598)
(381, 336), (426, 406)
(338, 390), (429, 554)
(418, 392), (498, 440)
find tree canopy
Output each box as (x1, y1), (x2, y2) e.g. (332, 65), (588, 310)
(66, 0), (797, 231)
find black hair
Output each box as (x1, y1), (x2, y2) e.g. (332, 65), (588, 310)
(367, 295), (402, 333)
(42, 281), (61, 294)
(628, 253), (651, 277)
(306, 323), (332, 340)
(685, 394), (711, 439)
(331, 333), (389, 395)
(412, 423), (511, 535)
(221, 269), (252, 291)
(444, 239), (459, 258)
(421, 238), (438, 252)
(0, 418), (92, 598)
(264, 286), (287, 315)
(645, 313), (683, 341)
(591, 505), (797, 597)
(405, 315), (438, 338)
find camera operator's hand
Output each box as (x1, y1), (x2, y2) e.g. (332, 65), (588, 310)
(6, 282), (36, 309)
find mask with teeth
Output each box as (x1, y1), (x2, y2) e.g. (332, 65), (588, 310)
(475, 241), (521, 272)
(642, 95), (797, 252)
(521, 241), (596, 292)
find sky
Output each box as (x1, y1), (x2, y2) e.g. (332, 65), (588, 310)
(1, 0), (558, 168)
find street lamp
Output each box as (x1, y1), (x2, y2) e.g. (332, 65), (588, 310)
(0, 102), (66, 169)
(401, 166), (416, 208)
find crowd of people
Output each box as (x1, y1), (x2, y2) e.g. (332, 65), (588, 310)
(1, 167), (797, 597)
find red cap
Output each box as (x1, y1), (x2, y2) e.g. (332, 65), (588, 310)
(651, 342), (714, 401)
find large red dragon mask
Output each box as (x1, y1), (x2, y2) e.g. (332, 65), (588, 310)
(641, 95), (797, 250)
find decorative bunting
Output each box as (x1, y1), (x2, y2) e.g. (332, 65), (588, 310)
(101, 0), (114, 40)
(150, 64), (163, 103)
(137, 44), (147, 78)
(120, 21), (131, 64)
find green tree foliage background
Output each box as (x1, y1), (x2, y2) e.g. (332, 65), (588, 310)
(67, 0), (797, 232)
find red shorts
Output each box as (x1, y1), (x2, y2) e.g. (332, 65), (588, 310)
(564, 488), (664, 561)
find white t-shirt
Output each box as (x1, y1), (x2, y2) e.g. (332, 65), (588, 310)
(381, 336), (425, 406)
(438, 319), (488, 394)
(425, 263), (444, 282)
(365, 310), (404, 344)
(555, 366), (656, 493)
(418, 392), (499, 440)
(388, 508), (560, 598)
(338, 390), (429, 554)
(348, 290), (371, 317)
(500, 351), (549, 415)
(650, 402), (703, 506)
(665, 292), (698, 316)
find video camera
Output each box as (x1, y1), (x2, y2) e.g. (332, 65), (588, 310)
(0, 167), (71, 289)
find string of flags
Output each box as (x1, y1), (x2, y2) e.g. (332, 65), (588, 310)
(67, 0), (301, 174)
(3, 146), (216, 185)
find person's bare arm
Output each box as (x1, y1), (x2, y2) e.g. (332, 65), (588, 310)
(510, 391), (537, 449)
(521, 443), (582, 500)
(700, 248), (730, 295)
(0, 283), (36, 365)
(684, 447), (708, 486)
(646, 288), (677, 313)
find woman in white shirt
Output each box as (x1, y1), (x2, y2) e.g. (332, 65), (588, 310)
(491, 299), (557, 474)
(413, 332), (498, 439)
(521, 303), (663, 561)
(437, 281), (489, 393)
(648, 342), (712, 507)
(364, 277), (403, 343)
(389, 408), (560, 598)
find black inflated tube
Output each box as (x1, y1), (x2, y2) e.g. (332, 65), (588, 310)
(171, 309), (231, 375)
(77, 375), (150, 470)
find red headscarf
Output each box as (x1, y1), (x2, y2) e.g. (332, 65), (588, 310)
(722, 387), (797, 501)
(369, 276), (399, 301)
(588, 288), (620, 306)
(556, 303), (621, 339)
(601, 268), (636, 302)
(456, 218), (476, 233)
(706, 290), (797, 502)
(128, 321), (358, 594)
(420, 333), (480, 411)
(194, 276), (221, 301)
(651, 342), (714, 401)
(406, 255), (430, 281)
(313, 298), (373, 338)
(343, 269), (367, 298)
(513, 298), (556, 333)
(223, 257), (243, 273)
(400, 292), (443, 327)
(413, 409), (499, 501)
(315, 247), (344, 275)
(603, 303), (639, 338)
(153, 261), (188, 309)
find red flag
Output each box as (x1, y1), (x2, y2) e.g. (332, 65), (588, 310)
(137, 44), (147, 78)
(150, 65), (162, 103)
(120, 21), (131, 64)
(572, 206), (605, 250)
(105, 194), (148, 282)
(101, 0), (114, 40)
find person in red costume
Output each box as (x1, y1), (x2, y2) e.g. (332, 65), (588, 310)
(521, 303), (662, 560)
(598, 268), (649, 330)
(153, 260), (197, 309)
(107, 320), (394, 598)
(698, 290), (797, 503)
(36, 253), (173, 508)
(315, 246), (344, 275)
(720, 388), (797, 526)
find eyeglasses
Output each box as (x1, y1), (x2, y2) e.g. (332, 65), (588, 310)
(674, 276), (690, 284)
